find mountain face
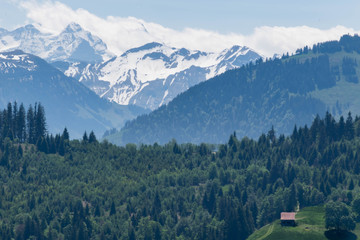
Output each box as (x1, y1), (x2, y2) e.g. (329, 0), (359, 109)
(1, 23), (260, 110)
(106, 35), (360, 145)
(57, 42), (261, 110)
(0, 50), (146, 138)
(0, 23), (112, 63)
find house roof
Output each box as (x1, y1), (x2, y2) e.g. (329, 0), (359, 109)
(281, 212), (296, 220)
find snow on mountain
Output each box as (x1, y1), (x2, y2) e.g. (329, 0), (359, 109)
(0, 23), (113, 63)
(60, 42), (261, 110)
(0, 50), (38, 72)
(0, 22), (261, 110)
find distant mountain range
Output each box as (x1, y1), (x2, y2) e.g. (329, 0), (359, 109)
(56, 42), (260, 110)
(106, 35), (360, 145)
(0, 23), (112, 63)
(0, 23), (261, 110)
(0, 50), (146, 138)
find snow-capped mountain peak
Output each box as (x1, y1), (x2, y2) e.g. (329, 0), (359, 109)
(0, 23), (113, 63)
(12, 24), (42, 36)
(0, 22), (262, 111)
(62, 41), (261, 110)
(64, 22), (83, 33)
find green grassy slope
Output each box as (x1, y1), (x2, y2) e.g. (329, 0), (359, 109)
(309, 51), (360, 117)
(247, 206), (360, 240)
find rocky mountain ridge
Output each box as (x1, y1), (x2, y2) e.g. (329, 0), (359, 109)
(0, 23), (261, 110)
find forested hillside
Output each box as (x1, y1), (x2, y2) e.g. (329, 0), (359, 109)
(1, 102), (360, 239)
(109, 34), (360, 145)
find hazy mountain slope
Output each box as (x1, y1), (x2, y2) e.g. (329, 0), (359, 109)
(0, 50), (146, 138)
(107, 35), (360, 145)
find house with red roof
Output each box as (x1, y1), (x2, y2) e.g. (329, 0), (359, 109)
(281, 212), (296, 226)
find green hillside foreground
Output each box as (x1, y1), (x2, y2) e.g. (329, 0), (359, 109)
(4, 102), (360, 239)
(247, 206), (360, 240)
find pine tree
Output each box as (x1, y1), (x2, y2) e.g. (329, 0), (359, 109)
(338, 116), (345, 140)
(12, 101), (18, 140)
(128, 226), (136, 240)
(154, 224), (161, 240)
(110, 201), (116, 216)
(48, 135), (56, 154)
(94, 204), (100, 217)
(6, 103), (12, 139)
(17, 103), (26, 142)
(267, 126), (276, 144)
(58, 140), (65, 156)
(345, 112), (355, 140)
(349, 178), (355, 190)
(287, 184), (297, 211)
(88, 131), (97, 143)
(27, 105), (35, 144)
(34, 103), (46, 141)
(1, 109), (8, 139)
(62, 127), (70, 141)
(36, 137), (49, 153)
(83, 132), (88, 143)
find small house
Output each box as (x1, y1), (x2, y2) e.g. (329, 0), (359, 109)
(280, 212), (296, 226)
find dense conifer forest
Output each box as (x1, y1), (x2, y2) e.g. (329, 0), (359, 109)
(1, 103), (360, 239)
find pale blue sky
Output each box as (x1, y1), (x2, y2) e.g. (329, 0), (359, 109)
(1, 0), (360, 57)
(1, 0), (360, 34)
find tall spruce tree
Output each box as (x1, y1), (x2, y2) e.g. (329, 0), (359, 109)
(62, 127), (70, 141)
(27, 105), (35, 144)
(34, 103), (46, 142)
(17, 103), (26, 142)
(345, 112), (355, 140)
(88, 131), (97, 143)
(6, 103), (13, 140)
(83, 132), (88, 143)
(12, 102), (17, 140)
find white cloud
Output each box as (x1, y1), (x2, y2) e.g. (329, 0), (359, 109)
(18, 0), (360, 57)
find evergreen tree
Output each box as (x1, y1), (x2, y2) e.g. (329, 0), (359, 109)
(27, 105), (35, 144)
(94, 204), (101, 217)
(287, 184), (297, 211)
(12, 101), (18, 140)
(36, 137), (49, 153)
(154, 224), (162, 240)
(338, 116), (345, 140)
(6, 103), (12, 139)
(349, 179), (355, 190)
(267, 126), (276, 144)
(34, 103), (47, 141)
(110, 201), (116, 216)
(128, 226), (136, 240)
(17, 103), (26, 142)
(62, 127), (70, 141)
(88, 131), (97, 143)
(83, 132), (88, 143)
(345, 112), (355, 140)
(58, 140), (65, 156)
